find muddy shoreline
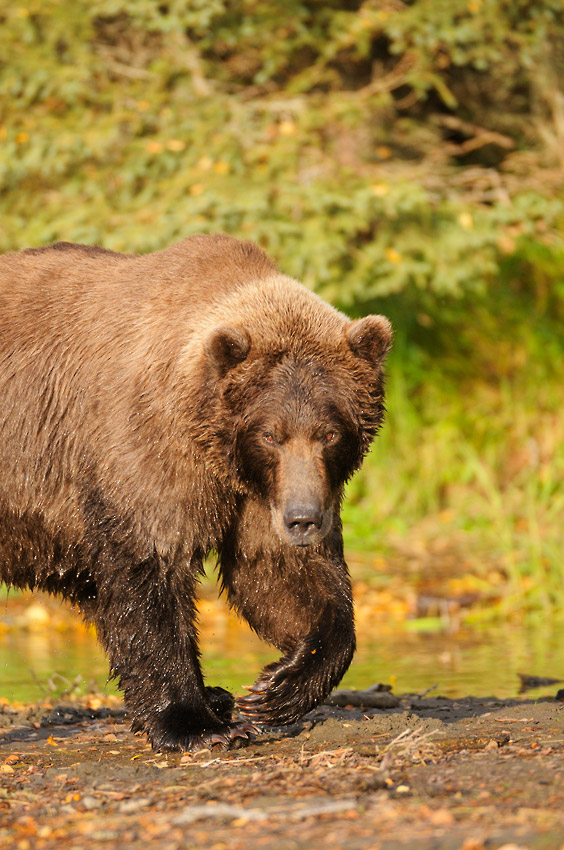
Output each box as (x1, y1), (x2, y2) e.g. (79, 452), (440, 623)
(1, 692), (564, 849)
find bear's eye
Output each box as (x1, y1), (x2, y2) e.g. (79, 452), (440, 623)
(263, 432), (276, 444)
(324, 431), (337, 444)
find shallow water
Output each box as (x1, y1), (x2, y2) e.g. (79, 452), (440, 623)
(1, 591), (562, 704)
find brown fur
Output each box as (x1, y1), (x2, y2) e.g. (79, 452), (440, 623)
(0, 234), (392, 750)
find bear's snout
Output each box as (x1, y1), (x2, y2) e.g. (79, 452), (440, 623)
(283, 501), (323, 546)
(269, 438), (333, 547)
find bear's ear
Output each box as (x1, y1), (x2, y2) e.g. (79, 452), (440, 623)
(205, 325), (251, 377)
(345, 315), (393, 367)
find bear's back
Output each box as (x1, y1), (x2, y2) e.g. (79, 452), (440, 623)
(0, 234), (274, 310)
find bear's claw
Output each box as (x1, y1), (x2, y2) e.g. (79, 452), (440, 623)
(150, 721), (257, 753)
(236, 678), (309, 727)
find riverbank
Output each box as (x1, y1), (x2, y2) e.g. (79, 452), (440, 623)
(1, 689), (563, 850)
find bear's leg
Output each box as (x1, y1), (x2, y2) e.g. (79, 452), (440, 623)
(92, 549), (255, 751)
(219, 523), (355, 727)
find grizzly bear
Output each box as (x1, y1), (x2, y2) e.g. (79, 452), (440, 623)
(0, 234), (392, 751)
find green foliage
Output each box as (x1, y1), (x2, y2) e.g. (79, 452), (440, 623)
(342, 318), (564, 617)
(1, 0), (563, 315)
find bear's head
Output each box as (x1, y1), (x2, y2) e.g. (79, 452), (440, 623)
(203, 312), (392, 548)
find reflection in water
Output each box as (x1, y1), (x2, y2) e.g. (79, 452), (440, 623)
(0, 621), (110, 701)
(1, 592), (562, 703)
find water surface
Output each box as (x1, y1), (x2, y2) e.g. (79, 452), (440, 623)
(1, 591), (562, 703)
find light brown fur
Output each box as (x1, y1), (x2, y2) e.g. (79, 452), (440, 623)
(0, 234), (392, 751)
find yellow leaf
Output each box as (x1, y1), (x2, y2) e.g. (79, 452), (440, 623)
(46, 735), (59, 747)
(498, 235), (516, 254)
(213, 161), (230, 175)
(167, 139), (186, 152)
(439, 509), (455, 522)
(189, 183), (204, 196)
(16, 132), (29, 145)
(279, 120), (296, 136)
(145, 141), (164, 154)
(371, 183), (390, 197)
(197, 156), (213, 171)
(458, 211), (474, 229)
(385, 247), (402, 264)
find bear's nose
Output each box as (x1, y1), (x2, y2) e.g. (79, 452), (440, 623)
(283, 504), (323, 545)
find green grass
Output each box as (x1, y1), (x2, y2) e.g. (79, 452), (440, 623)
(342, 332), (564, 619)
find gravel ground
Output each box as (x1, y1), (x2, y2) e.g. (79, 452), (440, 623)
(1, 691), (564, 850)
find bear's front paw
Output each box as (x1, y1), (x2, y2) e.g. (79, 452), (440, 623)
(146, 702), (257, 752)
(236, 661), (319, 727)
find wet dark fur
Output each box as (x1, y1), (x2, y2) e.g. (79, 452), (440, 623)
(0, 234), (391, 751)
